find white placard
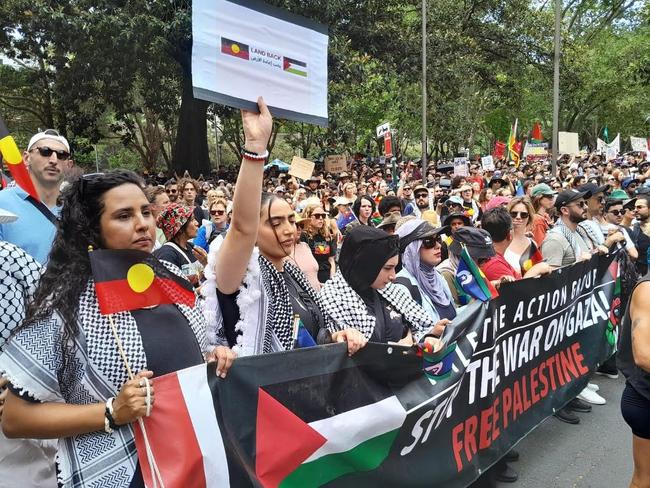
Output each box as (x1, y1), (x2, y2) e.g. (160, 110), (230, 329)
(376, 122), (391, 138)
(453, 157), (469, 176)
(192, 0), (329, 126)
(631, 136), (649, 153)
(558, 132), (580, 155)
(481, 155), (495, 171)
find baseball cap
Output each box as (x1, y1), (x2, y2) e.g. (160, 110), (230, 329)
(448, 227), (495, 260)
(531, 183), (556, 197)
(554, 189), (591, 210)
(485, 195), (511, 211)
(578, 182), (609, 196)
(622, 178), (640, 190)
(27, 129), (70, 152)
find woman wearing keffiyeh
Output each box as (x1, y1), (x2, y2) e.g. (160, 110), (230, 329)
(319, 225), (444, 345)
(208, 98), (366, 358)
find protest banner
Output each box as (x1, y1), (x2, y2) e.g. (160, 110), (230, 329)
(325, 155), (347, 173)
(191, 0), (329, 126)
(288, 156), (315, 180)
(522, 142), (548, 160)
(384, 131), (393, 158)
(630, 136), (648, 153)
(453, 157), (469, 177)
(481, 155), (494, 171)
(558, 132), (579, 155)
(135, 254), (618, 488)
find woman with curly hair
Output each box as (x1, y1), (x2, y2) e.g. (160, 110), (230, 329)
(0, 170), (234, 488)
(300, 202), (337, 284)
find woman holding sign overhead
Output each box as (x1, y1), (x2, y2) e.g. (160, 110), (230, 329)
(207, 97), (365, 357)
(0, 170), (235, 488)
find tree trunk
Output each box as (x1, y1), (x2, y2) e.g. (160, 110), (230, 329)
(172, 75), (210, 176)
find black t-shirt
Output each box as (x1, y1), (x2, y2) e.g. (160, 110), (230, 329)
(617, 274), (650, 402)
(130, 304), (204, 376)
(217, 272), (325, 348)
(362, 290), (407, 343)
(154, 242), (196, 270)
(631, 223), (650, 275)
(301, 234), (337, 283)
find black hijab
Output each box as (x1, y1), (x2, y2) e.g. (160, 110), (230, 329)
(338, 225), (399, 294)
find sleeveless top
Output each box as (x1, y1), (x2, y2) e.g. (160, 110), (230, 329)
(617, 273), (650, 401)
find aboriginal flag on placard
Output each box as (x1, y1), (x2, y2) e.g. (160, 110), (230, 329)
(221, 37), (250, 60)
(89, 249), (195, 315)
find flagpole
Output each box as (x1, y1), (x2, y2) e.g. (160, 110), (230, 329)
(551, 0), (561, 176)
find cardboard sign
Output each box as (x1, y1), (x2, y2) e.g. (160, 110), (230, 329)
(289, 156), (315, 180)
(453, 157), (469, 176)
(192, 0), (329, 126)
(481, 155), (495, 171)
(376, 122), (390, 138)
(324, 155), (347, 173)
(558, 132), (579, 155)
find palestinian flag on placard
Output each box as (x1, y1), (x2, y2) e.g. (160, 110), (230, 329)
(522, 247), (543, 272)
(0, 116), (39, 200)
(89, 248), (195, 315)
(456, 246), (498, 302)
(221, 37), (250, 60)
(135, 345), (416, 488)
(283, 57), (308, 77)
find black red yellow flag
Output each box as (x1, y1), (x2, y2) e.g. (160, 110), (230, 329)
(89, 249), (195, 315)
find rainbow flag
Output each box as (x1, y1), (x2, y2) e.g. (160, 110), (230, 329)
(455, 246), (498, 302)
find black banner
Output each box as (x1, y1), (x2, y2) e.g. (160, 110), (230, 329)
(210, 253), (618, 487)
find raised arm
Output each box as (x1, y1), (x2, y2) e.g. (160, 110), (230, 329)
(215, 97), (273, 294)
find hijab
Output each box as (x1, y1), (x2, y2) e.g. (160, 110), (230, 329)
(338, 225), (399, 294)
(397, 220), (453, 309)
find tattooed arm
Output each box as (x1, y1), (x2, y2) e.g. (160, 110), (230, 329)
(629, 282), (650, 373)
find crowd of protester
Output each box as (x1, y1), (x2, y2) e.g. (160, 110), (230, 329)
(0, 100), (649, 488)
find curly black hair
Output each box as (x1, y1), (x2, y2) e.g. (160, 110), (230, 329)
(20, 170), (145, 362)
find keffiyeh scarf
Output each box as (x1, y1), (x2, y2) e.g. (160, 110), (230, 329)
(0, 262), (209, 488)
(318, 271), (435, 342)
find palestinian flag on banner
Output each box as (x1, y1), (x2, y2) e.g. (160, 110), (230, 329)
(283, 57), (308, 77)
(221, 37), (250, 60)
(89, 248), (195, 315)
(135, 343), (422, 488)
(0, 116), (39, 200)
(455, 246), (498, 302)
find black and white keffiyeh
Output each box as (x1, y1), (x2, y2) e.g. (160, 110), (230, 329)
(0, 241), (42, 350)
(318, 271), (435, 342)
(0, 261), (208, 488)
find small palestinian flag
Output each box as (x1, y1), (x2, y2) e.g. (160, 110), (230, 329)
(221, 37), (249, 60)
(89, 248), (195, 315)
(283, 57), (307, 77)
(0, 116), (39, 200)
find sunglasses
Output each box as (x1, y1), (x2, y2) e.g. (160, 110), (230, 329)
(403, 187), (412, 191)
(210, 209), (225, 216)
(312, 213), (327, 219)
(31, 146), (70, 160)
(568, 201), (588, 208)
(415, 193), (428, 199)
(510, 211), (529, 219)
(608, 209), (624, 216)
(167, 189), (178, 194)
(421, 237), (441, 249)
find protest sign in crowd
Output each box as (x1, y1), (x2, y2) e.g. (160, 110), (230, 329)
(1, 94), (650, 487)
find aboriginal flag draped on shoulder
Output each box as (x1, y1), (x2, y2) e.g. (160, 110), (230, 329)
(89, 249), (195, 315)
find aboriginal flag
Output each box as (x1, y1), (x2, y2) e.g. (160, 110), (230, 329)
(0, 116), (39, 200)
(89, 249), (195, 315)
(221, 37), (249, 60)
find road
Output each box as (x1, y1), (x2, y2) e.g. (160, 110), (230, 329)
(501, 375), (632, 488)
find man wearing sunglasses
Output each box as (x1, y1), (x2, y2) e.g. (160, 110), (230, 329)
(603, 199), (638, 260)
(0, 129), (69, 264)
(577, 182), (626, 253)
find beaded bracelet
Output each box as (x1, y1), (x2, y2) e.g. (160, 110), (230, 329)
(242, 149), (269, 162)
